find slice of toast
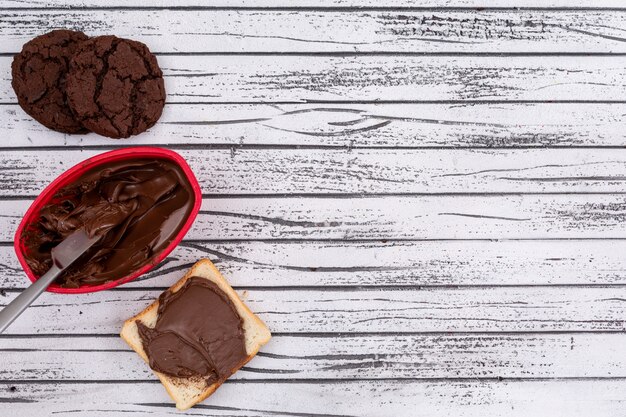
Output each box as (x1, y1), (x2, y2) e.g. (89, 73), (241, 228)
(120, 258), (271, 410)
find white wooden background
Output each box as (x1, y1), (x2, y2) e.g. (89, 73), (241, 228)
(2, 1), (626, 416)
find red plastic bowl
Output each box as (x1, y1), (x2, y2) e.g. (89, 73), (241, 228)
(13, 147), (202, 294)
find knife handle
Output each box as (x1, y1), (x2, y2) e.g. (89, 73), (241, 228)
(0, 265), (62, 333)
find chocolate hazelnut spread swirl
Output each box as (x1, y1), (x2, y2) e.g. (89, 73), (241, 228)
(136, 277), (248, 385)
(22, 158), (194, 288)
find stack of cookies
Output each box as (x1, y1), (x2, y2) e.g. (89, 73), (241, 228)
(11, 30), (166, 139)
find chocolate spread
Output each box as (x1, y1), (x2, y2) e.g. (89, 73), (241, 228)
(136, 277), (248, 385)
(22, 158), (194, 288)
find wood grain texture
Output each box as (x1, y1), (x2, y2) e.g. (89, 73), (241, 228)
(2, 286), (626, 334)
(4, 239), (626, 288)
(0, 0), (623, 8)
(4, 194), (626, 241)
(2, 380), (626, 417)
(6, 149), (626, 196)
(2, 55), (626, 103)
(2, 10), (626, 53)
(1, 2), (625, 416)
(4, 103), (626, 148)
(1, 334), (625, 380)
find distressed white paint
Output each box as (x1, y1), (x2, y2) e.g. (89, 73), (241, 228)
(3, 103), (626, 148)
(0, 0), (623, 8)
(2, 10), (626, 53)
(1, 2), (625, 416)
(2, 55), (626, 103)
(2, 334), (626, 380)
(6, 148), (626, 195)
(2, 286), (626, 334)
(3, 239), (626, 288)
(4, 194), (626, 241)
(4, 380), (626, 417)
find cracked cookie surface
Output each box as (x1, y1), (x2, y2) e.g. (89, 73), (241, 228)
(11, 29), (89, 134)
(66, 35), (166, 139)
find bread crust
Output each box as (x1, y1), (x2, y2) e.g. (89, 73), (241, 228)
(120, 258), (271, 410)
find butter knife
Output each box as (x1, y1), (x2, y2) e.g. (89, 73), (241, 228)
(0, 230), (100, 333)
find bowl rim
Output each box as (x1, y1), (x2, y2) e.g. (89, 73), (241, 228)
(13, 147), (202, 294)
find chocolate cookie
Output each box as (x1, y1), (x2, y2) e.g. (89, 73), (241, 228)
(11, 30), (89, 134)
(65, 36), (165, 139)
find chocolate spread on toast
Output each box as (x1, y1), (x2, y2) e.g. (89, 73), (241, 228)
(136, 277), (248, 385)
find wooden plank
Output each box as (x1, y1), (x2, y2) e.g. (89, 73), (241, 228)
(5, 239), (626, 289)
(2, 55), (625, 103)
(2, 10), (626, 53)
(4, 103), (626, 148)
(1, 333), (626, 380)
(6, 149), (626, 196)
(0, 1), (623, 8)
(2, 286), (626, 334)
(4, 194), (626, 242)
(2, 380), (626, 417)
